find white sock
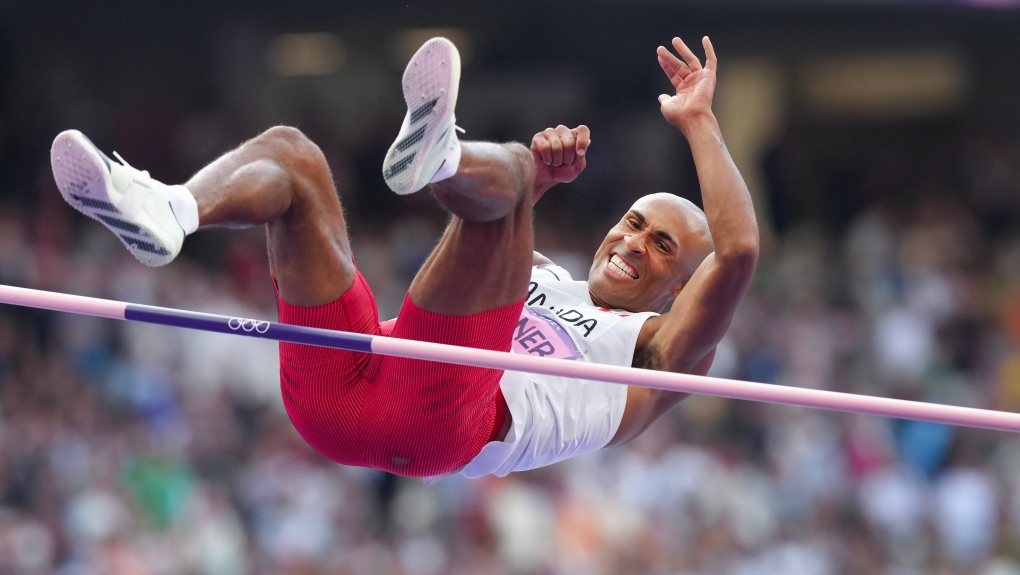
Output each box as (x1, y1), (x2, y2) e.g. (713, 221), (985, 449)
(166, 185), (199, 235)
(429, 135), (461, 184)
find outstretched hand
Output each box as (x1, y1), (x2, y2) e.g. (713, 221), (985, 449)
(657, 36), (718, 135)
(531, 124), (590, 195)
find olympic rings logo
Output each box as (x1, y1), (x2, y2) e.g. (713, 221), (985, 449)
(228, 317), (271, 334)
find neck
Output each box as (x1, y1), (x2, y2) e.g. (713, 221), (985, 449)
(588, 286), (612, 309)
(588, 284), (669, 314)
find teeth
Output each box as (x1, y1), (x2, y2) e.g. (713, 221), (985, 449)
(608, 255), (637, 279)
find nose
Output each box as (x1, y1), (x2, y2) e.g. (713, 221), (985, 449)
(623, 232), (646, 254)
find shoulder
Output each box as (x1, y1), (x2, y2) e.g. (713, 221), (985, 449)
(531, 263), (574, 283)
(532, 251), (555, 266)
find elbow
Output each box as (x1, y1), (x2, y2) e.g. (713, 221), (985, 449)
(715, 235), (759, 270)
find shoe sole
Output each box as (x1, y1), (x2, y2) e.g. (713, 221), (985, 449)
(382, 37), (461, 195)
(51, 130), (177, 267)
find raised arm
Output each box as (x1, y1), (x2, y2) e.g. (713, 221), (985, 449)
(647, 36), (759, 366)
(612, 37), (759, 445)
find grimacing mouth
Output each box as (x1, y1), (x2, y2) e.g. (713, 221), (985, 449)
(607, 253), (638, 280)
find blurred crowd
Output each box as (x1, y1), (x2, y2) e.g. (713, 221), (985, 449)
(1, 61), (1020, 575)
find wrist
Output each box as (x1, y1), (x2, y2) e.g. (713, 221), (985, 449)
(677, 111), (720, 140)
(533, 180), (556, 202)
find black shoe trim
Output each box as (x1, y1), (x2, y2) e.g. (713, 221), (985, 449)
(384, 153), (416, 179)
(393, 126), (427, 155)
(410, 98), (439, 124)
(70, 194), (116, 212)
(429, 159), (447, 182)
(97, 214), (142, 235)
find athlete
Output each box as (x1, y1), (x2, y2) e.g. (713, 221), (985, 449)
(48, 35), (758, 481)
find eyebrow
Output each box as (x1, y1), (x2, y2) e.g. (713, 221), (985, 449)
(629, 210), (679, 249)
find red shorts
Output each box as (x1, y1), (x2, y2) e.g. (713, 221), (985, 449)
(276, 271), (520, 477)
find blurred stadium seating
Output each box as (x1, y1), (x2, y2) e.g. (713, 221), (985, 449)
(1, 1), (1020, 573)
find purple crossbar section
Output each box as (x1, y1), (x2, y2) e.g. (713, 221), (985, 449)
(2, 283), (1020, 433)
(124, 304), (374, 353)
(0, 283), (372, 353)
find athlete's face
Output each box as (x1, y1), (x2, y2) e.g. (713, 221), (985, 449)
(588, 194), (712, 312)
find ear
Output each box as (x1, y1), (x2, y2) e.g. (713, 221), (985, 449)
(670, 279), (689, 299)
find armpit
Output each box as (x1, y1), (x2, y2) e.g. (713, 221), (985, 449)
(632, 343), (664, 370)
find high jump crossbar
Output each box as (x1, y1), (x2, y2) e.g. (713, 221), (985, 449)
(1, 283), (1018, 433)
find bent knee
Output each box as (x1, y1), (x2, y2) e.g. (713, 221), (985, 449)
(255, 126), (327, 174)
(253, 126), (335, 203)
(257, 125), (317, 153)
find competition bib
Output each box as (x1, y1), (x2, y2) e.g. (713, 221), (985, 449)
(510, 277), (642, 360)
(511, 305), (582, 359)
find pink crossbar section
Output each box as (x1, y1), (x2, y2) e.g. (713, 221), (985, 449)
(0, 284), (126, 319)
(373, 337), (1020, 433)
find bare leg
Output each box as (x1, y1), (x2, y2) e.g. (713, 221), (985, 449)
(184, 126), (354, 307)
(409, 140), (537, 316)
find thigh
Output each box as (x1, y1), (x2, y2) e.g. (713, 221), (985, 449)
(265, 133), (356, 308)
(361, 293), (523, 476)
(276, 271), (382, 467)
(408, 196), (534, 316)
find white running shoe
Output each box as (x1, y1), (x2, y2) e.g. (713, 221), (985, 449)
(51, 130), (185, 267)
(382, 37), (462, 195)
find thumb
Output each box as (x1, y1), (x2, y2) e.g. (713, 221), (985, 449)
(658, 94), (671, 105)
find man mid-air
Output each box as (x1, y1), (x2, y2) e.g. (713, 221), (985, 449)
(49, 35), (758, 480)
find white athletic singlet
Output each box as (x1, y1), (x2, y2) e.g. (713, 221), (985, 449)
(424, 264), (658, 483)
